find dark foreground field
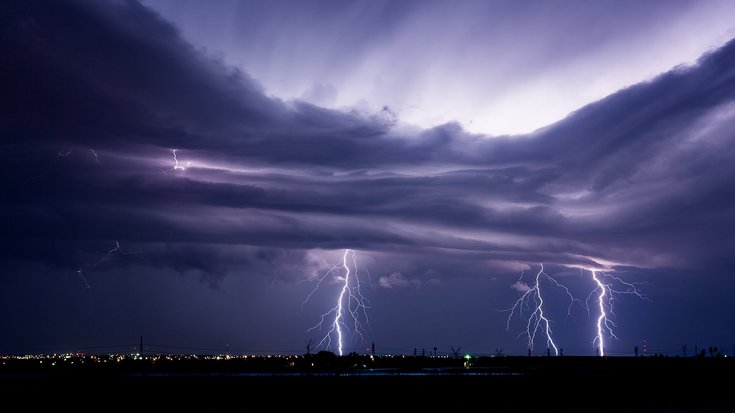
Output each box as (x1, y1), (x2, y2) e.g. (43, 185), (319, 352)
(1, 355), (733, 411)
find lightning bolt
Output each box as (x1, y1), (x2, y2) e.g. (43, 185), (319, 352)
(505, 264), (580, 356)
(587, 270), (648, 357)
(171, 149), (190, 171)
(90, 148), (100, 163)
(75, 241), (134, 285)
(591, 271), (607, 356)
(303, 249), (370, 356)
(68, 242), (143, 316)
(75, 268), (91, 290)
(75, 268), (92, 315)
(107, 241), (122, 255)
(95, 240), (141, 267)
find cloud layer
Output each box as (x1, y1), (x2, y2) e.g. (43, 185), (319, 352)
(147, 0), (735, 135)
(3, 0), (735, 287)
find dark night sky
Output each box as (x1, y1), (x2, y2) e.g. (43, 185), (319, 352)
(2, 0), (735, 356)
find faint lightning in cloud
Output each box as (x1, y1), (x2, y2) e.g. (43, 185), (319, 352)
(90, 148), (100, 163)
(70, 242), (143, 315)
(75, 268), (91, 290)
(56, 149), (72, 159)
(171, 149), (190, 171)
(107, 241), (122, 255)
(303, 249), (370, 356)
(75, 268), (92, 315)
(96, 240), (141, 266)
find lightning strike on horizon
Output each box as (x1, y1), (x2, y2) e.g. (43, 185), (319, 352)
(303, 249), (370, 356)
(90, 148), (99, 163)
(505, 264), (580, 356)
(591, 271), (607, 356)
(587, 270), (648, 357)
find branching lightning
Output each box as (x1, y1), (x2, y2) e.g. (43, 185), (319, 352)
(96, 240), (141, 267)
(591, 271), (607, 356)
(504, 264), (648, 356)
(67, 241), (143, 316)
(107, 241), (123, 255)
(75, 241), (138, 285)
(504, 264), (581, 355)
(303, 249), (370, 356)
(587, 270), (648, 356)
(171, 149), (190, 171)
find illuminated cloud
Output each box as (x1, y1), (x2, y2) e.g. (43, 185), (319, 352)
(3, 0), (735, 356)
(510, 281), (531, 294)
(148, 0), (735, 135)
(3, 0), (735, 286)
(378, 272), (421, 289)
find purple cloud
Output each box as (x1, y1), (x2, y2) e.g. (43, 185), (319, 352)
(3, 0), (735, 287)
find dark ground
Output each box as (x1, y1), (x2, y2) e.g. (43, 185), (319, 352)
(1, 355), (732, 411)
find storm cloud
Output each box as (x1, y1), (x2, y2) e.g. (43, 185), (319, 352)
(2, 0), (735, 287)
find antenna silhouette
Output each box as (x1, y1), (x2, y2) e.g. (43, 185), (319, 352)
(305, 339), (313, 355)
(450, 346), (462, 358)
